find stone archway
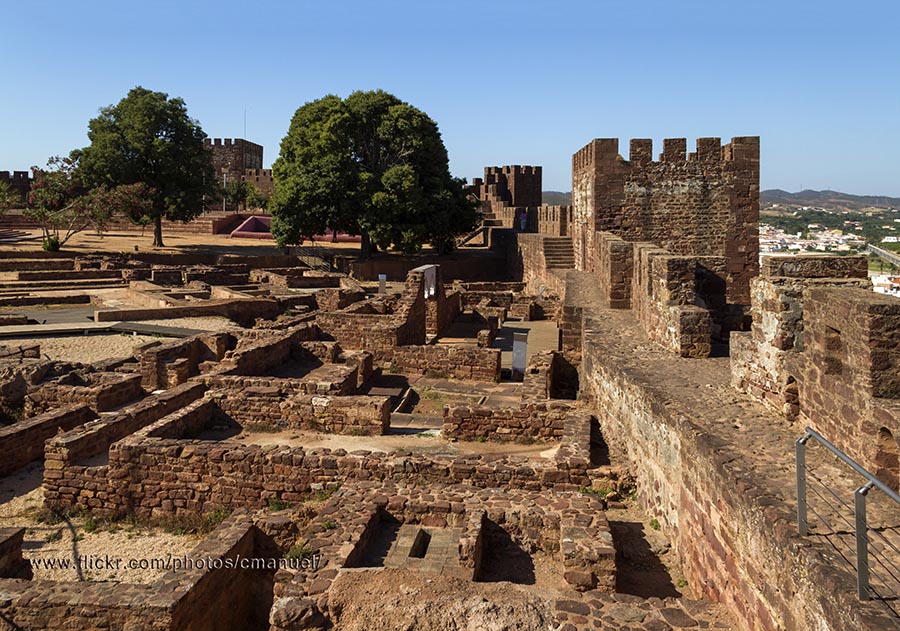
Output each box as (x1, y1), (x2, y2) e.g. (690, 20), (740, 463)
(873, 427), (900, 491)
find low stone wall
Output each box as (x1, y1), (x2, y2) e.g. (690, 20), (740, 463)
(442, 400), (573, 442)
(95, 298), (282, 327)
(0, 405), (96, 476)
(0, 514), (279, 631)
(25, 372), (144, 415)
(48, 429), (625, 518)
(43, 382), (208, 508)
(382, 345), (501, 381)
(140, 333), (235, 390)
(271, 481), (612, 628)
(521, 350), (556, 402)
(208, 389), (389, 435)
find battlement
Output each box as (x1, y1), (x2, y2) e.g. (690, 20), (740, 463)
(243, 169), (272, 177)
(204, 137), (264, 151)
(0, 171), (31, 185)
(574, 137), (759, 168)
(484, 165), (542, 177)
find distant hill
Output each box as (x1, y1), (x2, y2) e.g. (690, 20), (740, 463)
(542, 191), (572, 205)
(762, 189), (900, 211)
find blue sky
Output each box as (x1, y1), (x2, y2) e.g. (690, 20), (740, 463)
(2, 1), (898, 195)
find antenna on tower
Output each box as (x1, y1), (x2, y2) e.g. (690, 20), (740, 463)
(243, 109), (247, 139)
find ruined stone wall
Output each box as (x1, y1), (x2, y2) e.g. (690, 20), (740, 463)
(730, 256), (869, 420)
(442, 401), (573, 442)
(140, 333), (235, 389)
(46, 425), (625, 518)
(797, 287), (900, 485)
(382, 345), (501, 381)
(631, 243), (714, 358)
(0, 514), (277, 631)
(207, 390), (390, 435)
(0, 405), (96, 476)
(25, 373), (144, 415)
(572, 137), (759, 304)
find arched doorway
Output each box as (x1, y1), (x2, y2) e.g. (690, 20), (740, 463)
(874, 427), (900, 491)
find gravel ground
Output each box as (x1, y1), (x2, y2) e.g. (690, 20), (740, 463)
(0, 462), (200, 583)
(137, 316), (243, 331)
(10, 333), (160, 363)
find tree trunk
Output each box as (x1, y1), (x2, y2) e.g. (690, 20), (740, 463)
(360, 232), (372, 260)
(153, 214), (164, 247)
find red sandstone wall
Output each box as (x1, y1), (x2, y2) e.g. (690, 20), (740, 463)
(572, 137), (759, 304)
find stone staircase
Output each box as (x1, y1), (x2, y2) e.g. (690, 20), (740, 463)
(544, 236), (575, 269)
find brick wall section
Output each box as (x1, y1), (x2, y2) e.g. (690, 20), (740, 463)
(25, 373), (144, 415)
(94, 298), (282, 326)
(0, 405), (95, 476)
(45, 421), (626, 518)
(140, 333), (235, 389)
(206, 390), (390, 435)
(442, 401), (573, 442)
(0, 514), (278, 631)
(572, 137), (759, 304)
(594, 232), (634, 308)
(730, 255), (869, 419)
(382, 345), (501, 381)
(316, 268), (428, 356)
(42, 383), (207, 508)
(631, 243), (714, 358)
(797, 287), (900, 485)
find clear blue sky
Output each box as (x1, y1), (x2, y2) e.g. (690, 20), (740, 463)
(2, 1), (898, 195)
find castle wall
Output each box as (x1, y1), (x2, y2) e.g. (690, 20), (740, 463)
(797, 287), (900, 487)
(572, 137), (759, 305)
(730, 256), (869, 419)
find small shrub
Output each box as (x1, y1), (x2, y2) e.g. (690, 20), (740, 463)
(45, 530), (62, 543)
(268, 497), (291, 511)
(677, 578), (688, 588)
(42, 236), (60, 252)
(285, 543), (316, 560)
(322, 519), (337, 531)
(579, 486), (612, 498)
(649, 518), (661, 531)
(83, 516), (97, 533)
(313, 485), (340, 501)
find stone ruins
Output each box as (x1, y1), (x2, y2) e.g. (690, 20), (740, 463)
(0, 136), (897, 631)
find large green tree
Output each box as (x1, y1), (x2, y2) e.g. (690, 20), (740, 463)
(77, 86), (218, 247)
(270, 90), (478, 258)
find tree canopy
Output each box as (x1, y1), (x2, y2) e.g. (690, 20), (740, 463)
(270, 90), (478, 258)
(77, 86), (218, 247)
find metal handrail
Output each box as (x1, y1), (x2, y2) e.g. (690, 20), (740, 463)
(797, 426), (900, 600)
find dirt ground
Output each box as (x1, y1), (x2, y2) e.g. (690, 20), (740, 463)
(0, 229), (364, 256)
(0, 462), (200, 583)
